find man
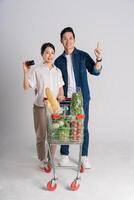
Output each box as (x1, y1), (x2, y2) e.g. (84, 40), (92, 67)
(54, 27), (102, 169)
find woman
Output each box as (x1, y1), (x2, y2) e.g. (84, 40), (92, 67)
(23, 43), (64, 170)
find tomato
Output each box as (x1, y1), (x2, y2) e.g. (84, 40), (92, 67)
(76, 114), (85, 120)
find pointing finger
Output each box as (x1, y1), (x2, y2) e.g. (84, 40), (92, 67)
(97, 41), (100, 48)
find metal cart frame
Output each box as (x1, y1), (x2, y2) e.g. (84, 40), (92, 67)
(43, 98), (85, 191)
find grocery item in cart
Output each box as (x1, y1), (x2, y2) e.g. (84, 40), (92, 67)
(45, 87), (62, 114)
(51, 115), (70, 141)
(47, 90), (85, 143)
(70, 90), (85, 142)
(70, 90), (83, 115)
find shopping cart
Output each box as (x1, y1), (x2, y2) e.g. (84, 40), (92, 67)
(43, 94), (85, 191)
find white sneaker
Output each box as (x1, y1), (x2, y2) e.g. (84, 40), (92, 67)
(58, 155), (69, 166)
(81, 156), (91, 169)
(39, 159), (48, 169)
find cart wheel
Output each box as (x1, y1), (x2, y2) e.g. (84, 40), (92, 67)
(44, 163), (52, 173)
(80, 164), (85, 173)
(70, 181), (80, 191)
(47, 180), (57, 191)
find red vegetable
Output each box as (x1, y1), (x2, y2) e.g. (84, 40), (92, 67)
(76, 114), (85, 120)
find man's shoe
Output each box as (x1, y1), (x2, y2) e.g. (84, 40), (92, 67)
(81, 156), (91, 169)
(58, 155), (69, 166)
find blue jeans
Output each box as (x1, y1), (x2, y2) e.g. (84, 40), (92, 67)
(60, 102), (89, 156)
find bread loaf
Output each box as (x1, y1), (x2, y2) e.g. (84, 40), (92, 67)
(46, 100), (53, 114)
(45, 87), (61, 114)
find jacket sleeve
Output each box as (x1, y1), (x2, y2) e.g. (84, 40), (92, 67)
(85, 52), (102, 76)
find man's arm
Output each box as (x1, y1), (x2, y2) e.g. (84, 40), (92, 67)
(94, 41), (103, 71)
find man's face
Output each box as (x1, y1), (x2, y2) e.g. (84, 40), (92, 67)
(61, 32), (75, 52)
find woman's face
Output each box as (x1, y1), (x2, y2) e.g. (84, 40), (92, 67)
(42, 47), (55, 64)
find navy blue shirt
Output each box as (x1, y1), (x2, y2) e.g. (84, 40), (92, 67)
(54, 48), (101, 105)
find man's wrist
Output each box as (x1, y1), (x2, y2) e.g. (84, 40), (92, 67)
(96, 58), (102, 62)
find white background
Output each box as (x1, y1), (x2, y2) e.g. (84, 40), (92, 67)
(0, 0), (134, 199)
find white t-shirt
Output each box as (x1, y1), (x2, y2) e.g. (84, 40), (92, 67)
(66, 54), (76, 97)
(28, 63), (64, 107)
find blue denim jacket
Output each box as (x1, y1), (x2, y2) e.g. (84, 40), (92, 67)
(54, 48), (102, 104)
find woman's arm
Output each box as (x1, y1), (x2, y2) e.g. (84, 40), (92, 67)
(23, 63), (30, 90)
(57, 86), (65, 102)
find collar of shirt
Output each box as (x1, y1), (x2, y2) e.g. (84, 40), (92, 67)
(40, 62), (56, 71)
(62, 47), (78, 57)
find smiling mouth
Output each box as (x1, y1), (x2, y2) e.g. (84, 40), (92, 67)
(66, 44), (72, 47)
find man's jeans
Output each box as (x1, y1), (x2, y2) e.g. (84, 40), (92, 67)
(60, 102), (89, 156)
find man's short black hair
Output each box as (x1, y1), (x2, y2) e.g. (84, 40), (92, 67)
(41, 42), (55, 55)
(60, 27), (75, 40)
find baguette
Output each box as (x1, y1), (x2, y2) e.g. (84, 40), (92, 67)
(45, 87), (61, 114)
(46, 100), (53, 114)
